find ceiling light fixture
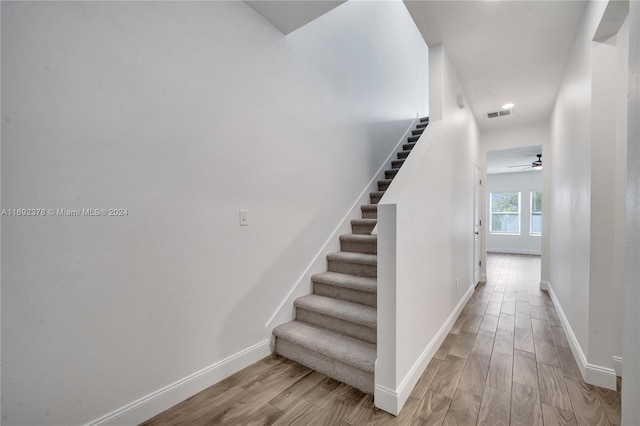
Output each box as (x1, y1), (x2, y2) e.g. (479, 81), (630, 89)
(502, 103), (515, 109)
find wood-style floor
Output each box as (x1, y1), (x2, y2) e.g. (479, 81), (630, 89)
(141, 254), (621, 425)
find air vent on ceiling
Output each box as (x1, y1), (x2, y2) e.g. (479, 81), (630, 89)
(486, 109), (513, 119)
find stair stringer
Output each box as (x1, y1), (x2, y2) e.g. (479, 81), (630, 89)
(265, 115), (421, 340)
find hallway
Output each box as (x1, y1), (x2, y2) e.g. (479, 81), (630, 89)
(418, 253), (622, 425)
(141, 254), (621, 425)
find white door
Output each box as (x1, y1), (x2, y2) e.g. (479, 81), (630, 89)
(474, 166), (481, 285)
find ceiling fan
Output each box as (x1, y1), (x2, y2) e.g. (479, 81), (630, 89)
(508, 154), (542, 170)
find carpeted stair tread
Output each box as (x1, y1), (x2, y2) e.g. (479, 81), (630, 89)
(369, 196), (382, 205)
(403, 142), (416, 150)
(327, 251), (377, 266)
(378, 179), (393, 191)
(407, 135), (420, 143)
(340, 233), (376, 254)
(351, 218), (377, 227)
(385, 169), (399, 179)
(351, 217), (377, 234)
(312, 272), (377, 307)
(391, 159), (405, 169)
(411, 129), (424, 136)
(328, 252), (376, 277)
(420, 117), (429, 123)
(416, 122), (428, 129)
(311, 271), (377, 293)
(273, 321), (376, 373)
(360, 204), (378, 219)
(340, 233), (377, 244)
(295, 294), (377, 328)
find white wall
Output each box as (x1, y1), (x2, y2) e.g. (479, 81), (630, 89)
(0, 2), (429, 424)
(623, 0), (640, 423)
(613, 17), (629, 376)
(589, 20), (628, 372)
(486, 171), (541, 255)
(376, 44), (479, 414)
(479, 121), (550, 282)
(549, 0), (600, 373)
(549, 0), (624, 389)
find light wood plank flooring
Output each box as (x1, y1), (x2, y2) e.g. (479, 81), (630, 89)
(141, 254), (621, 425)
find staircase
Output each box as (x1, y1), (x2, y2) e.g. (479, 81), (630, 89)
(272, 117), (429, 394)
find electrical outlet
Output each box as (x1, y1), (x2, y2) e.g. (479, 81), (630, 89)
(239, 210), (248, 226)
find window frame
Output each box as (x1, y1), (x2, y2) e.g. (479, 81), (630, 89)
(489, 191), (521, 235)
(530, 190), (542, 236)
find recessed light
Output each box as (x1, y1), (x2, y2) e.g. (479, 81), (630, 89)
(502, 103), (515, 109)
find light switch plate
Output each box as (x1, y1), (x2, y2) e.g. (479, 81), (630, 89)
(239, 210), (248, 226)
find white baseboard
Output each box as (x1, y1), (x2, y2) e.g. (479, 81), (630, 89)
(86, 339), (271, 426)
(545, 284), (617, 390)
(480, 274), (488, 283)
(374, 285), (475, 415)
(374, 384), (400, 416)
(613, 356), (623, 376)
(585, 363), (618, 389)
(265, 116), (420, 331)
(540, 280), (550, 290)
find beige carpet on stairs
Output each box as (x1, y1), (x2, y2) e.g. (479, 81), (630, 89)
(272, 117), (429, 394)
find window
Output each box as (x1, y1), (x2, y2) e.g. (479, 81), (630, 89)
(490, 191), (520, 234)
(530, 191), (542, 235)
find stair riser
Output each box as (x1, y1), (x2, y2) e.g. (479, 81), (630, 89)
(352, 223), (376, 234)
(403, 143), (416, 151)
(296, 309), (376, 344)
(378, 181), (390, 191)
(391, 160), (404, 169)
(408, 136), (419, 143)
(416, 123), (428, 129)
(361, 209), (377, 219)
(385, 169), (398, 179)
(397, 151), (409, 160)
(420, 117), (429, 123)
(275, 338), (374, 394)
(313, 282), (377, 307)
(328, 260), (377, 278)
(340, 239), (376, 254)
(370, 194), (382, 204)
(412, 129), (424, 136)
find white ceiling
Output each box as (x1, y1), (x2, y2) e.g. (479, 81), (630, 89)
(404, 0), (587, 130)
(245, 1), (345, 34)
(246, 0), (587, 131)
(487, 145), (542, 175)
